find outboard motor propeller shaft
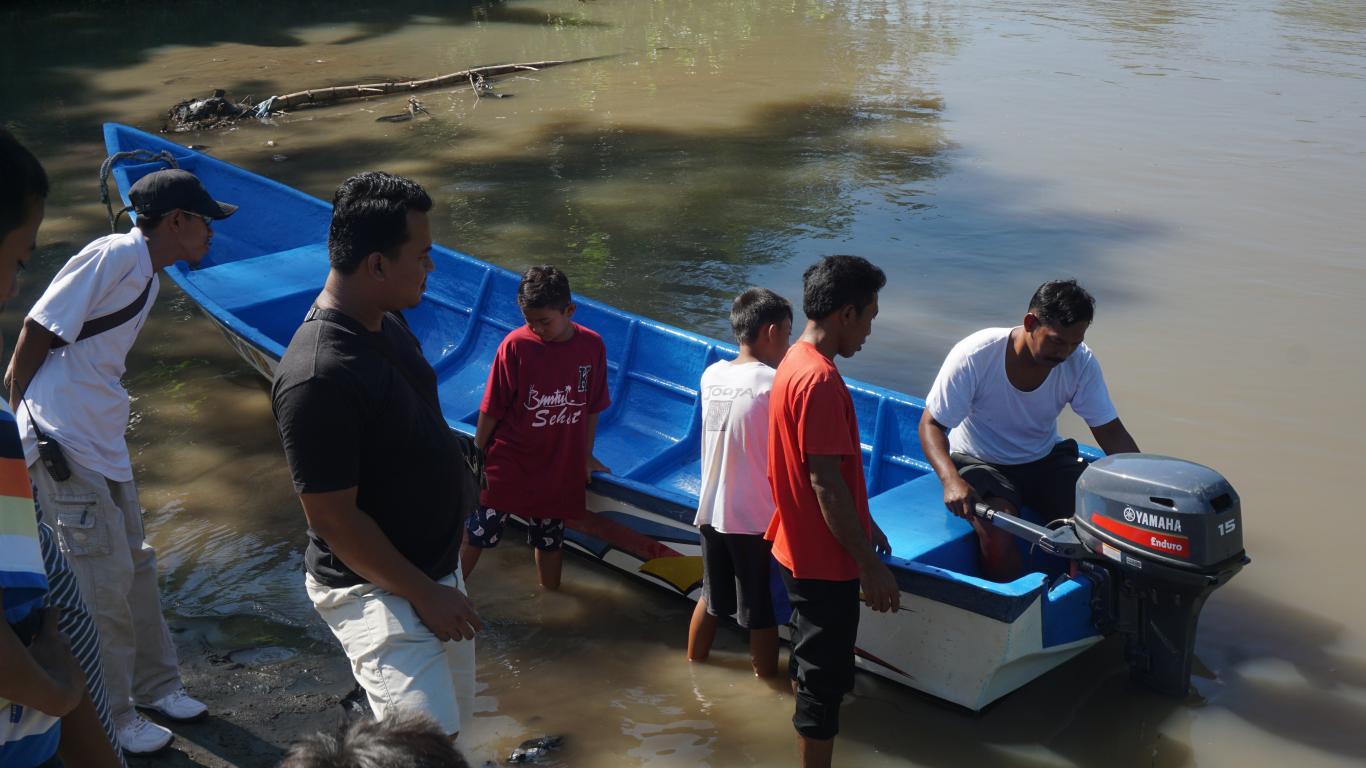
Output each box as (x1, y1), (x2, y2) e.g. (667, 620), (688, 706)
(971, 453), (1248, 696)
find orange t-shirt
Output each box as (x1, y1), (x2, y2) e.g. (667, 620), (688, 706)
(764, 341), (871, 581)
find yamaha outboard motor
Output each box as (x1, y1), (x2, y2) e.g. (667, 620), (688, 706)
(972, 453), (1248, 696)
(1073, 454), (1247, 694)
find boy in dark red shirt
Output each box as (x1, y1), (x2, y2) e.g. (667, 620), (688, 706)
(766, 255), (897, 768)
(460, 266), (611, 590)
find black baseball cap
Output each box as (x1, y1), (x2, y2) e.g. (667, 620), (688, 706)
(128, 169), (238, 220)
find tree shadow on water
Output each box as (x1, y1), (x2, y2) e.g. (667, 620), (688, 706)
(12, 84), (1168, 397)
(833, 584), (1366, 767)
(367, 93), (1164, 356)
(0, 1), (573, 124)
(1194, 589), (1366, 759)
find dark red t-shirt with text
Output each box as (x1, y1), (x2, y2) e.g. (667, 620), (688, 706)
(480, 323), (610, 519)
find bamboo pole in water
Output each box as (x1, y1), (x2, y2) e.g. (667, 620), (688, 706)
(261, 56), (610, 112)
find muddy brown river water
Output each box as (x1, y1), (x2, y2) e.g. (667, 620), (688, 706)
(3, 1), (1364, 766)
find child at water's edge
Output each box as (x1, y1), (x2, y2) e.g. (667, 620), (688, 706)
(460, 266), (611, 590)
(687, 287), (793, 677)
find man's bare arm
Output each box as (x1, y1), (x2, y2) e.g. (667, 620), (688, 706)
(808, 454), (899, 612)
(1091, 417), (1139, 456)
(918, 409), (978, 519)
(0, 605), (84, 717)
(57, 689), (124, 768)
(585, 411), (610, 480)
(473, 410), (499, 452)
(299, 488), (481, 641)
(5, 318), (57, 411)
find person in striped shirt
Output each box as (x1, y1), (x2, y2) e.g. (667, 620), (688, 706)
(1, 127), (123, 768)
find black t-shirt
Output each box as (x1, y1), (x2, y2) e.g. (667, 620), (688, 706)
(271, 306), (464, 588)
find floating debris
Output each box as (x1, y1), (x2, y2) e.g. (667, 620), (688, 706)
(376, 97), (431, 123)
(470, 73), (510, 99)
(507, 735), (564, 764)
(165, 89), (251, 133)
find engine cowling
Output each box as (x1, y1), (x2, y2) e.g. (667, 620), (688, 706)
(1074, 453), (1244, 571)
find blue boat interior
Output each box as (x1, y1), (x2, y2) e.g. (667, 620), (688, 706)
(106, 124), (1102, 640)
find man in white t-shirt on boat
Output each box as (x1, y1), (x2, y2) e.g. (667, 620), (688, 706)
(687, 287), (793, 678)
(918, 279), (1140, 582)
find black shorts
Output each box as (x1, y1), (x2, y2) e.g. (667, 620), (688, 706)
(699, 525), (776, 631)
(779, 566), (860, 741)
(951, 438), (1087, 521)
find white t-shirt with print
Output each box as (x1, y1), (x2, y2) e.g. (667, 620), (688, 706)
(18, 229), (159, 482)
(693, 360), (777, 535)
(924, 327), (1118, 465)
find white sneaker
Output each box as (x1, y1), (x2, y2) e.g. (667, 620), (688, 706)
(118, 715), (173, 754)
(140, 687), (209, 722)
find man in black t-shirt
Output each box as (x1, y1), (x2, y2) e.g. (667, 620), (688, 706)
(272, 172), (481, 738)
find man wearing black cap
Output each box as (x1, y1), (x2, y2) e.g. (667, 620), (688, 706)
(3, 168), (235, 755)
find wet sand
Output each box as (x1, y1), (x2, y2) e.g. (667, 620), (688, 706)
(123, 638), (351, 767)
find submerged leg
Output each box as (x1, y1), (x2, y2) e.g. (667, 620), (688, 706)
(531, 517), (565, 590)
(534, 549), (563, 591)
(797, 734), (835, 768)
(461, 506), (506, 581)
(687, 598), (718, 661)
(749, 626), (780, 678)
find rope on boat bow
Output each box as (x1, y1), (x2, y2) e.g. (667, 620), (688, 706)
(98, 149), (179, 232)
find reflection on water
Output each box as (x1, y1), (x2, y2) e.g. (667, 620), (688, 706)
(4, 0), (1366, 766)
(1276, 0), (1366, 70)
(439, 94), (950, 332)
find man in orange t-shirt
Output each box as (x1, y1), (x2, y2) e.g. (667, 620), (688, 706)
(766, 255), (898, 768)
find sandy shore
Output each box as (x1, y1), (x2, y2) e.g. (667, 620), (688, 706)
(124, 623), (355, 768)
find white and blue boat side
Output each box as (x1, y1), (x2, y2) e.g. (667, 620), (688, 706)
(104, 123), (1105, 710)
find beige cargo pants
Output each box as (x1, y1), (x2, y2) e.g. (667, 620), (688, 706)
(31, 455), (184, 726)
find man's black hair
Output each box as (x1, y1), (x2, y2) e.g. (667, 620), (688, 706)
(1028, 279), (1095, 327)
(328, 171), (432, 275)
(730, 287), (792, 345)
(517, 265), (572, 311)
(279, 710), (470, 768)
(1, 127), (49, 238)
(802, 255), (886, 321)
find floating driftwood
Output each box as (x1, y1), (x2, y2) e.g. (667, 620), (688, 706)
(164, 56), (611, 132)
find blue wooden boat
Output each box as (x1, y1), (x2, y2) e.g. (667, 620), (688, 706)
(104, 123), (1242, 710)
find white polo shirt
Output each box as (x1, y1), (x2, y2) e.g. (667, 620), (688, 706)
(925, 327), (1118, 465)
(18, 229), (159, 483)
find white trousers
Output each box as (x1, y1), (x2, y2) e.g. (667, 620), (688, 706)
(305, 569), (476, 735)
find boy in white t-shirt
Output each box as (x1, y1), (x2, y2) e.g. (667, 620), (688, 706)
(687, 287), (792, 677)
(918, 280), (1140, 582)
